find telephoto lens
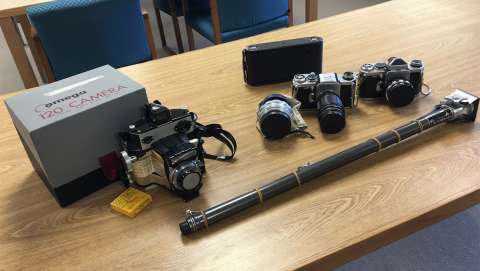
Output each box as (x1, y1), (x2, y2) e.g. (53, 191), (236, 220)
(316, 91), (346, 133)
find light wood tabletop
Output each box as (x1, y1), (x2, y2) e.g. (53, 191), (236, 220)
(1, 0), (479, 270)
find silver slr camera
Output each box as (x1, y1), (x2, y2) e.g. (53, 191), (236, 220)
(357, 57), (428, 107)
(292, 72), (357, 134)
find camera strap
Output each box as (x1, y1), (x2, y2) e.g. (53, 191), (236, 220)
(194, 123), (237, 161)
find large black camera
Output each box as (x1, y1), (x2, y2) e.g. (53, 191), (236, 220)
(357, 57), (426, 107)
(292, 72), (356, 134)
(119, 101), (205, 201)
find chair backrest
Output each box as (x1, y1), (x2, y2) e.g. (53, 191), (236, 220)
(27, 0), (152, 80)
(155, 0), (209, 14)
(215, 0), (289, 33)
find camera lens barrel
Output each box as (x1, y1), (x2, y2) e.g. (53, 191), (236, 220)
(257, 96), (294, 139)
(316, 91), (346, 134)
(385, 79), (416, 107)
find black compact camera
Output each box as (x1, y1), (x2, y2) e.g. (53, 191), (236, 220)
(357, 57), (427, 107)
(119, 101), (205, 201)
(292, 72), (357, 134)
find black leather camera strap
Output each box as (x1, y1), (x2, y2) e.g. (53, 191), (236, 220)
(195, 123), (237, 161)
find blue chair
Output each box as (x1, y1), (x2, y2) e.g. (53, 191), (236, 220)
(184, 0), (292, 47)
(153, 0), (209, 53)
(27, 0), (157, 82)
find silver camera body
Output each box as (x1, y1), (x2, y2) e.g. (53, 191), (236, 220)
(119, 101), (205, 201)
(357, 57), (425, 107)
(292, 72), (357, 110)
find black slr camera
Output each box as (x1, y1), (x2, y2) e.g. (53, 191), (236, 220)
(357, 57), (426, 107)
(119, 101), (205, 201)
(292, 72), (356, 134)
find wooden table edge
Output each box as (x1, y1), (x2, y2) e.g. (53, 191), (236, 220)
(298, 187), (480, 270)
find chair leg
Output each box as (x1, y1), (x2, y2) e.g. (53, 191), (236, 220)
(305, 0), (318, 22)
(154, 8), (167, 47)
(181, 0), (195, 50)
(288, 0), (293, 26)
(31, 28), (55, 83)
(17, 14), (47, 83)
(142, 10), (158, 59)
(169, 0), (184, 53)
(185, 25), (195, 50)
(209, 0), (222, 44)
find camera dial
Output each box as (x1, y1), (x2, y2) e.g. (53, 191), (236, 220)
(307, 72), (317, 81)
(342, 71), (355, 81)
(374, 62), (387, 69)
(361, 63), (374, 72)
(410, 59), (423, 68)
(294, 74), (306, 82)
(385, 79), (416, 107)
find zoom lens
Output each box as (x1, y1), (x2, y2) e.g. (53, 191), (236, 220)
(316, 91), (346, 134)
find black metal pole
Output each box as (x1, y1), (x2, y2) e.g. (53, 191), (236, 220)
(179, 90), (479, 235)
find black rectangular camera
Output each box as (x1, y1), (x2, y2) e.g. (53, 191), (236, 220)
(119, 101), (205, 201)
(292, 72), (356, 134)
(357, 57), (425, 107)
(243, 37), (323, 86)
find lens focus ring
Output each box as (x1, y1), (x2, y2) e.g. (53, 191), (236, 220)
(316, 91), (346, 134)
(257, 100), (293, 139)
(385, 79), (416, 107)
(171, 160), (202, 191)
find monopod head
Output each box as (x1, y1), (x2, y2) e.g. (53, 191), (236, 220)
(443, 89), (479, 122)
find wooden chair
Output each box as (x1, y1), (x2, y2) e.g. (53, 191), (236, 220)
(27, 0), (157, 83)
(183, 0), (292, 48)
(153, 0), (209, 53)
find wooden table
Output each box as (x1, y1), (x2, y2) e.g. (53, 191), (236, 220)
(1, 0), (479, 269)
(0, 0), (319, 91)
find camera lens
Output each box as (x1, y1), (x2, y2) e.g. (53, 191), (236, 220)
(257, 95), (295, 139)
(260, 111), (292, 139)
(172, 160), (202, 191)
(385, 79), (416, 107)
(316, 91), (346, 134)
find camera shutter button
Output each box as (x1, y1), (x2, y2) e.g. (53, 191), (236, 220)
(410, 59), (423, 68)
